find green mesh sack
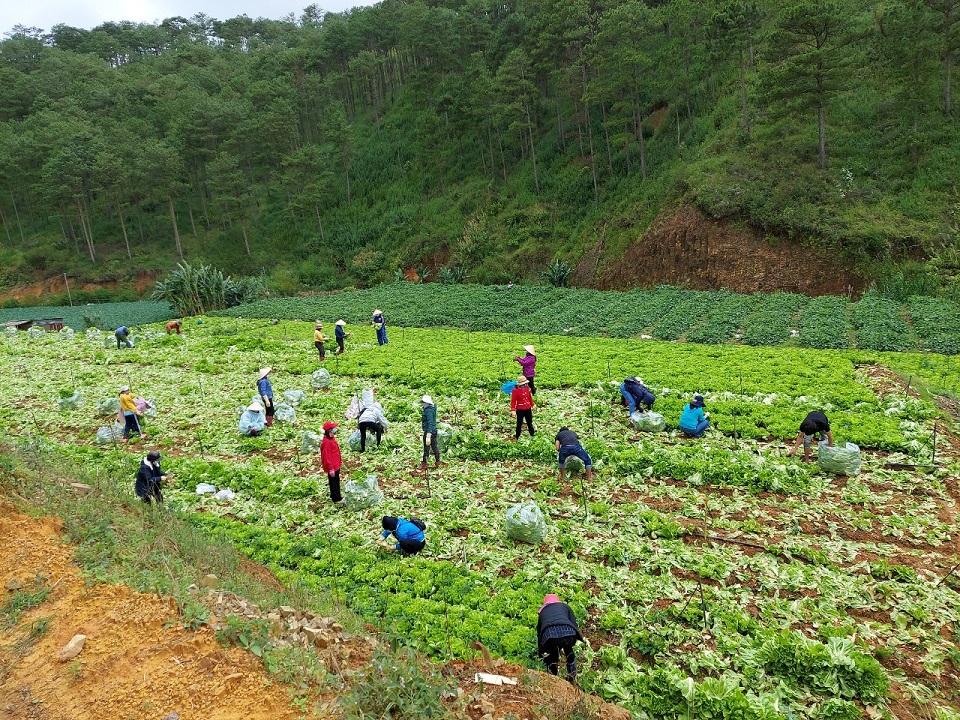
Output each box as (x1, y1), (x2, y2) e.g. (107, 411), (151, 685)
(630, 412), (665, 432)
(85, 328), (101, 341)
(284, 389), (307, 406)
(95, 423), (124, 444)
(818, 441), (861, 476)
(436, 423), (454, 453)
(343, 474), (384, 511)
(564, 455), (586, 474)
(274, 403), (296, 424)
(59, 327), (75, 339)
(4, 326), (18, 338)
(104, 334), (118, 348)
(301, 431), (321, 454)
(348, 430), (363, 452)
(311, 369), (332, 389)
(97, 397), (121, 416)
(505, 501), (547, 544)
(57, 390), (83, 411)
(27, 326), (45, 339)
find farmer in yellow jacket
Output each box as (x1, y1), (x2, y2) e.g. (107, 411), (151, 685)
(119, 386), (146, 443)
(314, 323), (329, 362)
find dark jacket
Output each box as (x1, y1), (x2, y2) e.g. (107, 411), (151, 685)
(536, 602), (584, 652)
(624, 378), (654, 405)
(135, 458), (166, 501)
(335, 325), (346, 340)
(421, 404), (437, 433)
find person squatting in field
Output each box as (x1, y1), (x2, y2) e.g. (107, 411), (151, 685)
(378, 516), (426, 555)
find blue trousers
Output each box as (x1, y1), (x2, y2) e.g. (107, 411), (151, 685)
(681, 419), (710, 438)
(377, 326), (388, 345)
(619, 383), (653, 413)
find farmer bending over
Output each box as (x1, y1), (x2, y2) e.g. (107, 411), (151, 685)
(789, 410), (834, 462)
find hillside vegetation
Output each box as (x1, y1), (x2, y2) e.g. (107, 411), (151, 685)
(1, 0), (959, 294)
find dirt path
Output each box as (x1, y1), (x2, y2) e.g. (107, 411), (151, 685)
(0, 501), (300, 720)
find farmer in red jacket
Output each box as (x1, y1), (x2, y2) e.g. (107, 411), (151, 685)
(510, 375), (535, 440)
(320, 421), (343, 503)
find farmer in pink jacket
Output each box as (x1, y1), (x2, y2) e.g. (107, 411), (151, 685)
(514, 345), (537, 394)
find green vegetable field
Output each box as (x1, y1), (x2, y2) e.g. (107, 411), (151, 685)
(2, 317), (958, 719)
(216, 285), (960, 355)
(0, 301), (176, 330)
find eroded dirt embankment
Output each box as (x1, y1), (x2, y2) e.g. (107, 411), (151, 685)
(580, 205), (865, 295)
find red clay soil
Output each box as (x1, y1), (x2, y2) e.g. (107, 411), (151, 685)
(0, 271), (159, 303)
(0, 502), (300, 720)
(581, 204), (865, 295)
(0, 501), (631, 720)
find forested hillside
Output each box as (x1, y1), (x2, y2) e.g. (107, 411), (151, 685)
(1, 0), (959, 295)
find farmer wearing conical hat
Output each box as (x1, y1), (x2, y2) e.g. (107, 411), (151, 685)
(514, 345), (537, 394)
(239, 402), (266, 436)
(257, 367), (275, 427)
(510, 376), (535, 440)
(334, 320), (350, 355)
(372, 309), (388, 346)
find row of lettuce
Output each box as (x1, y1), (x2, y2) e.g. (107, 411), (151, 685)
(215, 284), (960, 354)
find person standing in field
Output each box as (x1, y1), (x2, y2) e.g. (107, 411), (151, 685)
(679, 394), (710, 438)
(788, 411), (834, 462)
(115, 326), (132, 349)
(135, 450), (169, 503)
(335, 320), (349, 354)
(511, 376), (535, 440)
(320, 421), (343, 503)
(514, 345), (537, 394)
(555, 426), (593, 483)
(257, 367), (275, 427)
(357, 388), (389, 451)
(536, 594), (584, 683)
(314, 323), (328, 361)
(418, 395), (440, 469)
(119, 386), (146, 442)
(373, 309), (388, 346)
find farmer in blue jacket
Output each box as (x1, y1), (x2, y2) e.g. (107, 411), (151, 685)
(619, 376), (655, 414)
(378, 516), (426, 555)
(679, 394), (710, 438)
(257, 367), (275, 427)
(115, 326), (133, 349)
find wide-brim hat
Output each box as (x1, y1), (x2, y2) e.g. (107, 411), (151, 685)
(335, 320), (346, 326)
(119, 386), (130, 393)
(373, 309), (382, 315)
(421, 395), (434, 405)
(315, 323), (323, 329)
(258, 367), (272, 379)
(523, 345), (535, 355)
(322, 421), (339, 432)
(516, 376), (529, 385)
(248, 402), (263, 412)
(692, 394), (705, 408)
